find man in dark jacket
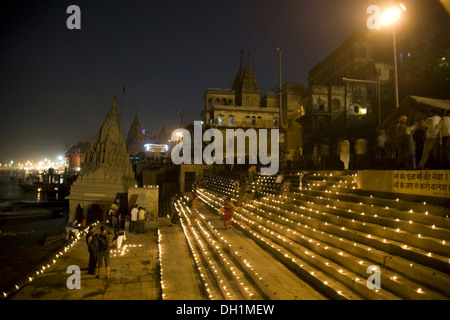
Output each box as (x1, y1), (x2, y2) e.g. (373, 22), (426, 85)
(86, 225), (98, 275)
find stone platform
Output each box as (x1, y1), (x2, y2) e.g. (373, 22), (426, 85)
(7, 218), (201, 300)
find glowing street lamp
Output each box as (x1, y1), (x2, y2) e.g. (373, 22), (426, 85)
(381, 4), (406, 109)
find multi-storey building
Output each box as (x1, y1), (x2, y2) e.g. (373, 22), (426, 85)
(203, 51), (305, 168)
(298, 30), (394, 169)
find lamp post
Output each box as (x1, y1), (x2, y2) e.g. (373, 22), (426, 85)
(277, 48), (283, 130)
(381, 5), (406, 109)
(276, 47), (285, 168)
(179, 111), (185, 128)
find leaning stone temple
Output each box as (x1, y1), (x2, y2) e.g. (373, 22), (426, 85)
(67, 97), (137, 222)
(126, 111), (145, 157)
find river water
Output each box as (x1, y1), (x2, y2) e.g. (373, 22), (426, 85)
(0, 180), (39, 202)
(0, 172), (69, 294)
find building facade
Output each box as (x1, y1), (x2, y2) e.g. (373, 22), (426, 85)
(298, 31), (395, 169)
(203, 51), (305, 168)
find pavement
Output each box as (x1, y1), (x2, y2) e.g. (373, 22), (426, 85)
(8, 217), (203, 300)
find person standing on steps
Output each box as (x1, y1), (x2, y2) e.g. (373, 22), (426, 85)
(221, 198), (235, 229)
(86, 225), (98, 275)
(417, 109), (441, 169)
(97, 225), (115, 279)
(438, 109), (450, 169)
(395, 116), (410, 169)
(130, 204), (138, 233)
(138, 206), (146, 233)
(339, 138), (350, 170)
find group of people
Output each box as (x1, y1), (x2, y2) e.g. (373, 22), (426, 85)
(396, 109), (450, 170)
(86, 224), (124, 279)
(107, 203), (125, 230)
(337, 138), (369, 170)
(129, 205), (147, 233)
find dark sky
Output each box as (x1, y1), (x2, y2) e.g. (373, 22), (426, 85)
(0, 0), (376, 163)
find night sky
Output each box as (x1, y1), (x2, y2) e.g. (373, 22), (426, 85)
(0, 0), (383, 163)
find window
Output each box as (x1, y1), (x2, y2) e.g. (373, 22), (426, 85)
(252, 116), (256, 125)
(354, 105), (360, 113)
(319, 104), (325, 112)
(217, 114), (224, 125)
(228, 115), (234, 125)
(273, 118), (278, 127)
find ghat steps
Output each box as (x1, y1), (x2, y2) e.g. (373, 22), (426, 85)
(190, 171), (450, 300)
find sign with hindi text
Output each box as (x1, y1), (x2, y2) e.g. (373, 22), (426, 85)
(393, 171), (450, 198)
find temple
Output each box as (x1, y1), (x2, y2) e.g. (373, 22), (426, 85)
(66, 97), (137, 222)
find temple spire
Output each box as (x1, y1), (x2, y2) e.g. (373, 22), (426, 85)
(240, 49), (244, 68)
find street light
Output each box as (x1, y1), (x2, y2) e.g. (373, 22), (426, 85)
(276, 47), (284, 167)
(276, 48), (283, 130)
(179, 111), (185, 128)
(381, 4), (406, 109)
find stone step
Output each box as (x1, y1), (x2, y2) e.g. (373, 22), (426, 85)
(290, 190), (450, 229)
(203, 193), (364, 300)
(174, 200), (238, 300)
(201, 174), (450, 299)
(292, 186), (449, 220)
(178, 218), (223, 300)
(235, 206), (402, 300)
(178, 196), (269, 300)
(247, 198), (450, 298)
(291, 193), (450, 241)
(257, 195), (450, 274)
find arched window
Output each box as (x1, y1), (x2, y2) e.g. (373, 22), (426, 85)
(245, 115), (251, 126)
(228, 115), (234, 125)
(215, 98), (220, 105)
(217, 114), (224, 125)
(228, 99), (233, 106)
(208, 98), (213, 107)
(221, 98), (227, 106)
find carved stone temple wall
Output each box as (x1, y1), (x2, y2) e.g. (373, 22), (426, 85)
(66, 97), (137, 222)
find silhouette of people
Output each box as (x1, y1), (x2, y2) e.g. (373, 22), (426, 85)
(114, 228), (126, 250)
(438, 110), (450, 168)
(376, 129), (388, 169)
(130, 205), (138, 233)
(417, 109), (441, 169)
(339, 139), (350, 170)
(86, 225), (98, 275)
(395, 116), (410, 169)
(190, 196), (199, 220)
(138, 207), (146, 233)
(280, 179), (291, 202)
(412, 120), (426, 168)
(66, 219), (79, 240)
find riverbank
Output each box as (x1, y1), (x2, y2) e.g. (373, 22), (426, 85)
(0, 215), (68, 293)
